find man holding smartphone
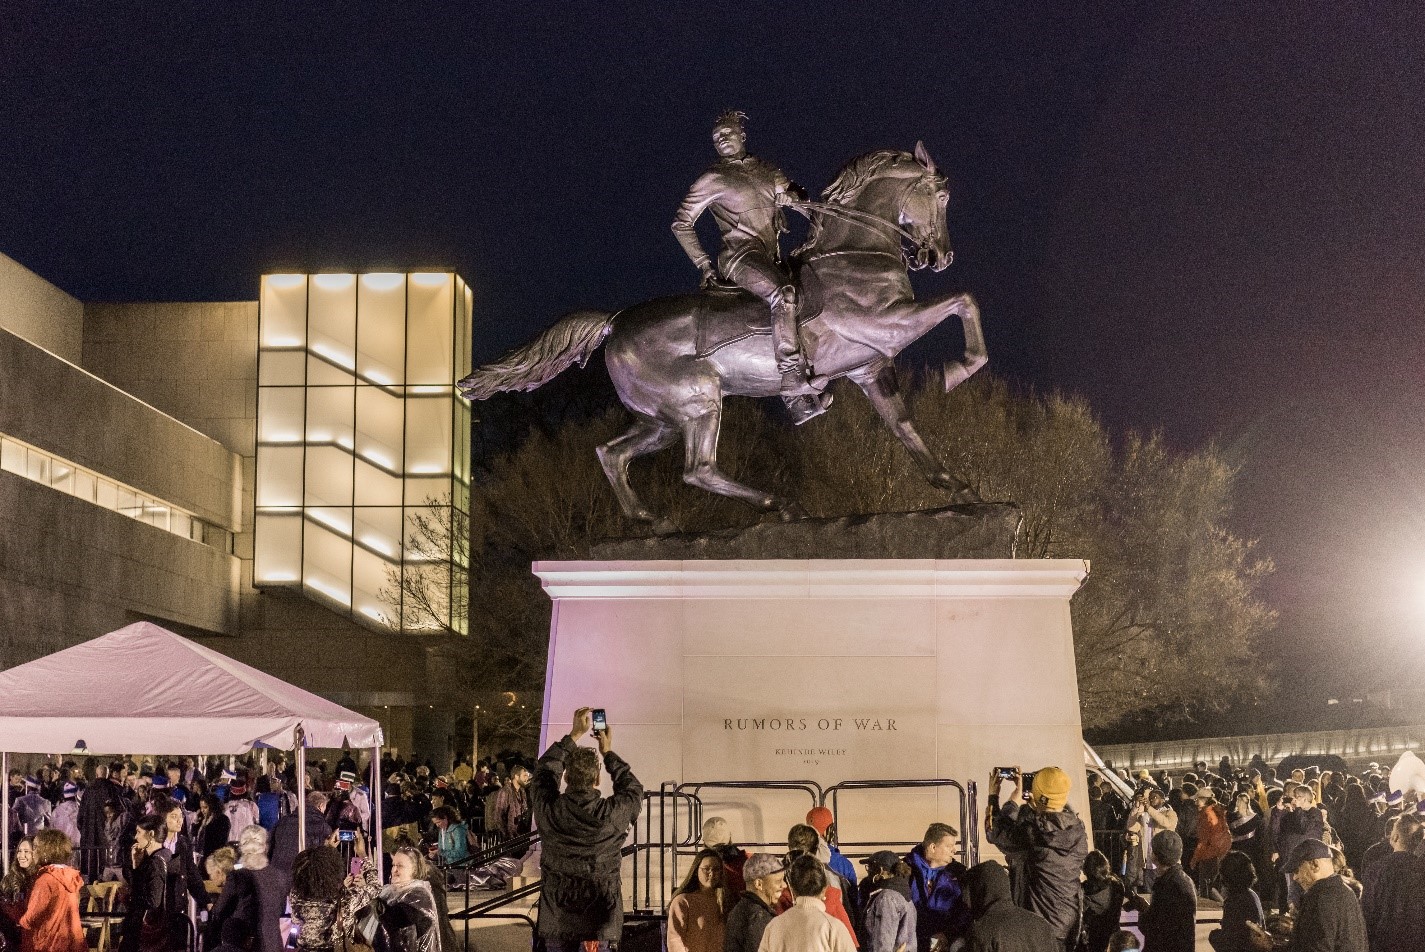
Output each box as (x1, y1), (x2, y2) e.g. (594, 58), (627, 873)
(532, 706), (644, 952)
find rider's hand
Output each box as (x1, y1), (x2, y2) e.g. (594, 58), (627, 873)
(571, 707), (592, 741)
(699, 268), (718, 290)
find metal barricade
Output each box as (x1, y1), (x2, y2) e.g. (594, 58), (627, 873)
(822, 778), (980, 868)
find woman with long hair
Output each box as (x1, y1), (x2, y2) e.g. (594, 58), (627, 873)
(0, 837), (38, 947)
(667, 848), (727, 952)
(288, 847), (378, 952)
(119, 815), (172, 952)
(1080, 850), (1125, 952)
(18, 829), (85, 952)
(375, 847), (441, 952)
(1207, 850), (1264, 952)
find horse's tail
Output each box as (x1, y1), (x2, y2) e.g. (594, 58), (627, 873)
(458, 310), (614, 400)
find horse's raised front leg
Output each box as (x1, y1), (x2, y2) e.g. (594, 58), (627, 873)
(848, 359), (981, 504)
(941, 292), (987, 391)
(596, 415), (679, 525)
(680, 402), (806, 519)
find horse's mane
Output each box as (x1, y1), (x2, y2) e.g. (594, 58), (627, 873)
(796, 150), (921, 258)
(820, 150), (918, 206)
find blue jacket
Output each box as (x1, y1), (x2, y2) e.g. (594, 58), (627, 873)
(905, 845), (970, 950)
(829, 845), (860, 891)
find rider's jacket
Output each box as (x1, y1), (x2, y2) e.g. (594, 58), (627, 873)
(672, 155), (794, 274)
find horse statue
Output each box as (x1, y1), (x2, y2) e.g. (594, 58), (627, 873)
(458, 142), (987, 528)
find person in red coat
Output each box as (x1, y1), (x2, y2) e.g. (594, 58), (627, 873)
(19, 830), (85, 952)
(1192, 789), (1234, 897)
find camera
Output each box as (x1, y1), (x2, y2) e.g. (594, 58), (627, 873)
(338, 829), (356, 843)
(591, 708), (608, 734)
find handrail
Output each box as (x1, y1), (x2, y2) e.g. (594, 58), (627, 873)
(442, 829), (540, 869)
(822, 778), (979, 868)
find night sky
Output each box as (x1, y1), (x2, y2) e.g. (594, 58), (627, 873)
(4, 3), (1424, 719)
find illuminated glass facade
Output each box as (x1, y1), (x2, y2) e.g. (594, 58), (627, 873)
(254, 273), (472, 633)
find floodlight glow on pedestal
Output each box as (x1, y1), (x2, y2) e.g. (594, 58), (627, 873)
(254, 272), (473, 634)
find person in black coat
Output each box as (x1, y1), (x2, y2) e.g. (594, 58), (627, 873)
(1128, 831), (1196, 952)
(1277, 839), (1367, 952)
(1357, 816), (1425, 952)
(121, 815), (173, 952)
(206, 825), (287, 952)
(963, 860), (1058, 952)
(194, 795), (232, 860)
(158, 799), (210, 951)
(79, 762), (127, 880)
(532, 708), (643, 951)
(1208, 851), (1263, 952)
(1080, 851), (1125, 952)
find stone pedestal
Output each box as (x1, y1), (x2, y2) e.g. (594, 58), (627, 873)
(534, 553), (1089, 851)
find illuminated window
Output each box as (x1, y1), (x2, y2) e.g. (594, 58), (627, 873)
(254, 273), (473, 634)
(0, 433), (232, 552)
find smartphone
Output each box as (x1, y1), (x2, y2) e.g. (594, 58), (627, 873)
(1021, 771), (1037, 800)
(591, 709), (608, 734)
(996, 767), (1017, 781)
(338, 829), (356, 842)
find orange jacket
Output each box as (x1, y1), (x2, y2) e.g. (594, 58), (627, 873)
(19, 865), (85, 952)
(1192, 804), (1233, 867)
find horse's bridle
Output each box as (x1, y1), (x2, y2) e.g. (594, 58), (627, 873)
(790, 169), (948, 269)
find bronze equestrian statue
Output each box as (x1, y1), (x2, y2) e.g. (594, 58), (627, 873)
(458, 140), (988, 528)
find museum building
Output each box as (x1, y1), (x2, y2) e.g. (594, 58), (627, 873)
(0, 251), (474, 759)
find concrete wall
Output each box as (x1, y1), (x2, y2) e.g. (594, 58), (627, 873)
(0, 469), (239, 661)
(0, 252), (83, 363)
(0, 328), (240, 530)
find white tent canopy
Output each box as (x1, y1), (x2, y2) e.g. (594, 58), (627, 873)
(0, 621), (383, 753)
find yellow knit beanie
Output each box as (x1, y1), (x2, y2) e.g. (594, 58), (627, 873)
(1030, 766), (1072, 811)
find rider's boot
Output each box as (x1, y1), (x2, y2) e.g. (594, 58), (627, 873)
(772, 287), (831, 425)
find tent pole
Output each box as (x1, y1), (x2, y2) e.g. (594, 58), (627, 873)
(1, 751), (9, 873)
(371, 743), (383, 885)
(295, 725), (306, 853)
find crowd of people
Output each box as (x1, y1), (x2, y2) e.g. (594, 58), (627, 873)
(5, 741), (1423, 952)
(1084, 755), (1425, 952)
(0, 747), (542, 952)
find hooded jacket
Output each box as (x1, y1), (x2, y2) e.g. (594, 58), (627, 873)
(905, 845), (971, 949)
(862, 876), (916, 952)
(985, 801), (1088, 941)
(962, 862), (1058, 952)
(19, 864), (85, 952)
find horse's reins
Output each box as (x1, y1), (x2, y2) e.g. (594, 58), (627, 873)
(786, 198), (924, 248)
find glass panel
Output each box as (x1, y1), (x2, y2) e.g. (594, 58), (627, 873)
(72, 470), (96, 503)
(305, 445), (353, 508)
(358, 274), (407, 386)
(309, 274), (357, 373)
(260, 275), (308, 348)
(145, 500), (170, 532)
(257, 387), (305, 444)
(404, 397), (452, 475)
(402, 561), (451, 631)
(115, 485), (138, 519)
(354, 458), (403, 507)
(354, 506), (403, 560)
(355, 386), (404, 474)
(25, 450), (50, 484)
(256, 446), (304, 507)
(403, 476), (448, 510)
(307, 355), (353, 387)
(254, 512), (303, 583)
(306, 386), (354, 448)
(0, 438), (23, 475)
(309, 505), (353, 537)
(49, 462), (73, 494)
(96, 478), (118, 511)
(406, 274), (454, 384)
(171, 510), (192, 540)
(352, 547), (395, 628)
(259, 350), (306, 386)
(302, 521), (353, 606)
(403, 503), (452, 562)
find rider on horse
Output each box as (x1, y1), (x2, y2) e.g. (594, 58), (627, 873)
(671, 109), (829, 424)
